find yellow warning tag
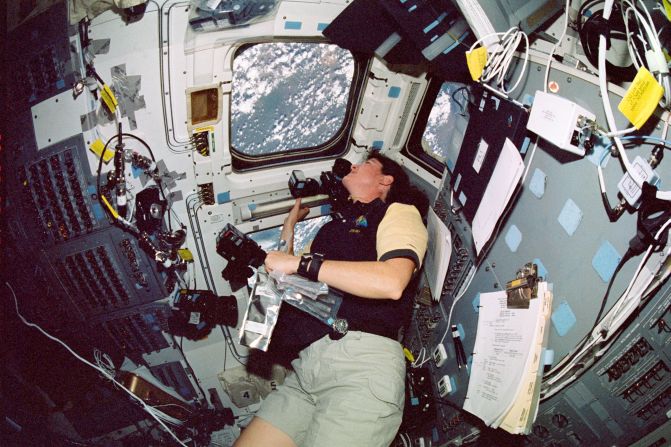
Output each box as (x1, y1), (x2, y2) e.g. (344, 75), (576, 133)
(403, 347), (415, 363)
(178, 249), (194, 262)
(100, 84), (118, 113)
(618, 68), (663, 129)
(90, 138), (113, 163)
(194, 125), (215, 133)
(663, 0), (671, 21)
(466, 46), (488, 81)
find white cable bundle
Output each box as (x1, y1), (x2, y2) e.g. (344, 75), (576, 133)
(541, 218), (671, 400)
(621, 0), (671, 108)
(598, 0), (671, 202)
(468, 27), (530, 95)
(92, 349), (188, 427)
(94, 349), (116, 380)
(5, 282), (190, 447)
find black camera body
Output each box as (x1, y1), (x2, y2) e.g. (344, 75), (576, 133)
(216, 224), (267, 290)
(135, 186), (166, 233)
(168, 289), (238, 340)
(288, 158), (352, 214)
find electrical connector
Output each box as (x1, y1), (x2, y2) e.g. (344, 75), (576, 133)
(433, 344), (448, 368)
(527, 91), (596, 156)
(617, 155), (660, 207)
(437, 375), (452, 397)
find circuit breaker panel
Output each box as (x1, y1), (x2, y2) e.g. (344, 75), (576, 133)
(1, 0), (183, 402)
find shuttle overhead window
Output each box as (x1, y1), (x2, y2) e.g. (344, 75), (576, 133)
(404, 81), (469, 176)
(422, 83), (468, 164)
(231, 42), (361, 167)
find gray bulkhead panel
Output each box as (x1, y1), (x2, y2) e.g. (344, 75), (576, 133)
(405, 58), (671, 446)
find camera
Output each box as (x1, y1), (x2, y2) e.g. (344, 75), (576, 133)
(216, 224), (267, 290)
(168, 289), (238, 340)
(135, 186), (166, 233)
(288, 158), (352, 214)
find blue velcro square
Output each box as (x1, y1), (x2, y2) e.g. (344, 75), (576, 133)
(472, 293), (480, 313)
(446, 158), (454, 172)
(519, 137), (531, 155)
(453, 174), (462, 191)
(56, 79), (65, 89)
(529, 168), (546, 198)
(371, 140), (384, 150)
(458, 191), (467, 207)
(388, 86), (401, 98)
(423, 12), (447, 33)
(558, 198), (583, 236)
(284, 21), (302, 30)
(533, 258), (549, 281)
(592, 240), (622, 282)
(217, 191), (231, 204)
(317, 22), (329, 31)
(505, 224), (522, 252)
(542, 348), (555, 365)
(92, 203), (104, 220)
(449, 375), (457, 393)
(551, 300), (577, 336)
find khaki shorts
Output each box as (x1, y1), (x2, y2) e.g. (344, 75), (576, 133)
(257, 331), (406, 447)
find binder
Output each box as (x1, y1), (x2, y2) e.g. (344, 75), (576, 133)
(449, 86), (529, 223)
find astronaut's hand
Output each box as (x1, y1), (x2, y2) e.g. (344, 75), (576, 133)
(264, 251), (300, 275)
(285, 198), (310, 228)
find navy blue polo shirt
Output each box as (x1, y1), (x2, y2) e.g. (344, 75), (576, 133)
(269, 199), (427, 360)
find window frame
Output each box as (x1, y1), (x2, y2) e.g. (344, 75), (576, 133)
(229, 41), (370, 172)
(401, 77), (453, 178)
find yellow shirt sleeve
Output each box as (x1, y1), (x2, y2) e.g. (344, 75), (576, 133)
(377, 203), (428, 268)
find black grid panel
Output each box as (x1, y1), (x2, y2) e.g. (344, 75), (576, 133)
(90, 303), (173, 358)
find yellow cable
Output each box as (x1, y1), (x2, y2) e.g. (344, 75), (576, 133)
(101, 194), (119, 220)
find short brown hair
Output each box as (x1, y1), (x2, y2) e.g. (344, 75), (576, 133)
(367, 152), (428, 217)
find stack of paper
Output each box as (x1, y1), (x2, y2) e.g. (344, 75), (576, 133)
(424, 208), (452, 302)
(463, 282), (553, 434)
(471, 137), (524, 255)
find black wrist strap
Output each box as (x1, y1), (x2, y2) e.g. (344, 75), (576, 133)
(297, 253), (324, 282)
(307, 253), (323, 281)
(297, 255), (312, 279)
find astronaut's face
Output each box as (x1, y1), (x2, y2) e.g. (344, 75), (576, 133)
(342, 158), (391, 202)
